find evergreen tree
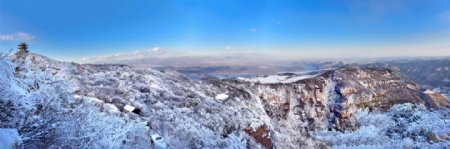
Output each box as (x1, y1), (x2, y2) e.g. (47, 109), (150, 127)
(17, 42), (29, 55)
(13, 43), (29, 75)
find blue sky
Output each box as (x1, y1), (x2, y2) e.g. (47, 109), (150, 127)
(1, 0), (450, 61)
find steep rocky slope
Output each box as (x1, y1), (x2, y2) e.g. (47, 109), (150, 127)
(361, 58), (450, 95)
(221, 67), (448, 148)
(4, 52), (449, 148)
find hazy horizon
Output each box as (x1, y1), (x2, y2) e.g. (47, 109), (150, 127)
(1, 0), (450, 63)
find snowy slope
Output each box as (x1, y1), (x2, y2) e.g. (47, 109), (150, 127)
(1, 52), (449, 148)
(236, 73), (318, 84)
(22, 53), (272, 148)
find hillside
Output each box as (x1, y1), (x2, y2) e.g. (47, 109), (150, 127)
(361, 58), (450, 94)
(1, 51), (449, 148)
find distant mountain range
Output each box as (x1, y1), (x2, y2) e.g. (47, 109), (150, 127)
(153, 57), (450, 95)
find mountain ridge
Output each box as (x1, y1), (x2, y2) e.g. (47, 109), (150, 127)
(2, 51), (449, 148)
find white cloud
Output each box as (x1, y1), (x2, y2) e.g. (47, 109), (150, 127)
(249, 28), (257, 32)
(80, 47), (167, 63)
(225, 46), (232, 50)
(150, 47), (161, 52)
(0, 32), (35, 41)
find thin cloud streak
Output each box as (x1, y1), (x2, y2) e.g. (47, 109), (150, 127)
(81, 47), (166, 63)
(0, 32), (35, 41)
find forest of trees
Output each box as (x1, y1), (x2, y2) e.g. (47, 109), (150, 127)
(0, 44), (149, 148)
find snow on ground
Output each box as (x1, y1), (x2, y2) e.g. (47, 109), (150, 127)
(4, 53), (268, 148)
(0, 128), (20, 149)
(423, 89), (435, 94)
(313, 103), (450, 148)
(124, 105), (136, 112)
(3, 52), (449, 148)
(237, 74), (317, 84)
(215, 93), (229, 100)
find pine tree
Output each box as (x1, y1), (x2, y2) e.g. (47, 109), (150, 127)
(17, 42), (29, 55)
(13, 43), (29, 75)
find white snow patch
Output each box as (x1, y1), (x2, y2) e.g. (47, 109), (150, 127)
(153, 102), (165, 109)
(124, 105), (136, 112)
(283, 75), (317, 83)
(104, 103), (120, 113)
(85, 96), (104, 104)
(423, 89), (435, 94)
(237, 74), (317, 84)
(215, 93), (229, 100)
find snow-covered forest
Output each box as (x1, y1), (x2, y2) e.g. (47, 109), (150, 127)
(0, 47), (268, 148)
(1, 49), (149, 148)
(314, 103), (450, 148)
(1, 47), (449, 148)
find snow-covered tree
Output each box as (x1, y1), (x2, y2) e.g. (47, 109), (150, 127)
(313, 103), (450, 148)
(1, 53), (150, 148)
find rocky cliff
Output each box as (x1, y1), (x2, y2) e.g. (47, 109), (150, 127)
(221, 67), (448, 148)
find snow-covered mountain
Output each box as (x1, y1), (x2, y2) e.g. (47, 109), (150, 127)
(1, 51), (449, 148)
(361, 58), (450, 94)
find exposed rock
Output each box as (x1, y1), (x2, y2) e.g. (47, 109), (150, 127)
(427, 132), (449, 142)
(244, 125), (272, 149)
(227, 67), (449, 147)
(422, 90), (449, 108)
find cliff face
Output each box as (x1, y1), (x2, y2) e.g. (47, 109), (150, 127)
(220, 67), (448, 148)
(22, 53), (449, 148)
